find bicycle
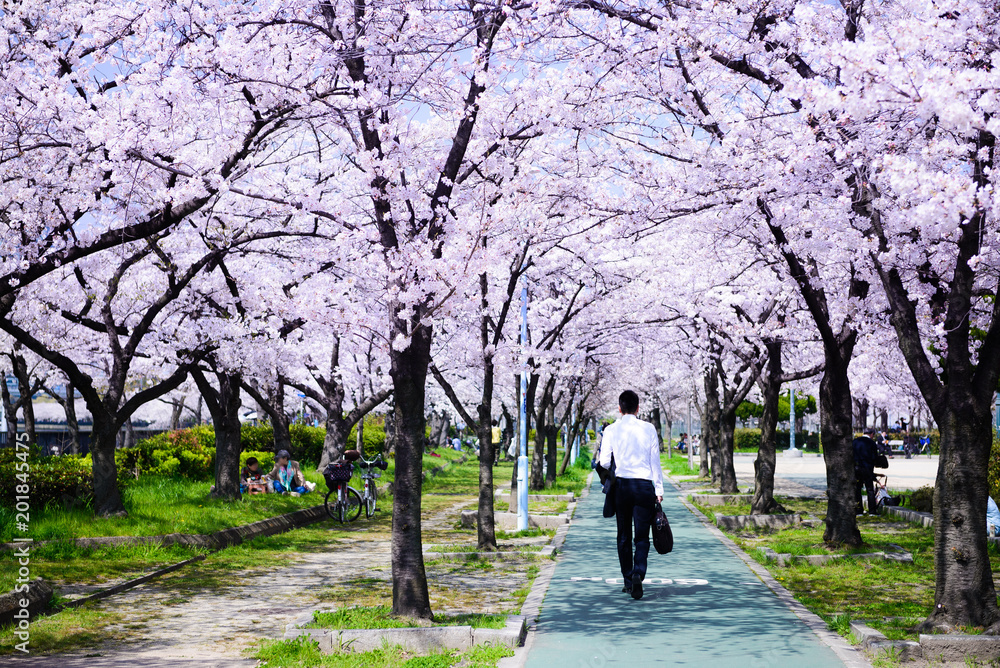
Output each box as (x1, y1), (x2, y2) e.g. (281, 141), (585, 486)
(322, 450), (362, 523)
(356, 452), (389, 518)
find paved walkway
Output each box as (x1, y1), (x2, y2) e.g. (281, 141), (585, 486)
(524, 477), (848, 668)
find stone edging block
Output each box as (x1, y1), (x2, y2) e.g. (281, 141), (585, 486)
(715, 513), (801, 531)
(460, 509), (569, 530)
(691, 494), (753, 506)
(884, 506), (934, 527)
(494, 491), (575, 502)
(0, 578), (52, 625)
(285, 613), (526, 653)
(920, 634), (1000, 661)
(850, 621), (923, 661)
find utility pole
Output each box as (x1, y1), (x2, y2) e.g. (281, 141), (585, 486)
(786, 388), (802, 457)
(517, 274), (529, 532)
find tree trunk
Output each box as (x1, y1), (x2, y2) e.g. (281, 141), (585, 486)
(545, 403), (557, 486)
(475, 416), (498, 550)
(1, 374), (16, 438)
(919, 399), (999, 631)
(319, 417), (349, 470)
(64, 379), (80, 455)
(880, 407), (888, 432)
(717, 403), (739, 494)
(530, 377), (553, 490)
(651, 404), (663, 451)
(12, 357), (36, 447)
(384, 401), (396, 456)
(170, 396), (185, 430)
(389, 324), (433, 620)
(123, 418), (136, 449)
(820, 354), (861, 546)
(356, 415), (365, 453)
(195, 370), (244, 500)
(752, 342), (787, 515)
(90, 413), (126, 516)
(702, 370), (719, 480)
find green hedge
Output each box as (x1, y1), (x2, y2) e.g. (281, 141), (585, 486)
(734, 428), (821, 451)
(346, 418), (387, 457)
(0, 448), (137, 510)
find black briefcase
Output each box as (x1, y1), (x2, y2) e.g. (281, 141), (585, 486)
(652, 502), (673, 554)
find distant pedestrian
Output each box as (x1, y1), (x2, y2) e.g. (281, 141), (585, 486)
(598, 390), (665, 601)
(853, 434), (887, 514)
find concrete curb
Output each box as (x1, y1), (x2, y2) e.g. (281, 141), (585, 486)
(54, 554), (208, 612)
(850, 621), (922, 662)
(715, 513), (802, 531)
(0, 578), (52, 625)
(422, 550), (541, 561)
(284, 611), (527, 653)
(674, 480), (872, 668)
(0, 503), (330, 553)
(460, 509), (569, 530)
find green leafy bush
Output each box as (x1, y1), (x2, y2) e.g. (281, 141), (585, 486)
(240, 424), (274, 451)
(910, 485), (934, 513)
(240, 450), (275, 473)
(0, 452), (136, 509)
(125, 427), (216, 479)
(346, 418), (387, 457)
(732, 428), (820, 451)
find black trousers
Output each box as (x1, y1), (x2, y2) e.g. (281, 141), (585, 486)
(615, 477), (656, 586)
(855, 475), (877, 513)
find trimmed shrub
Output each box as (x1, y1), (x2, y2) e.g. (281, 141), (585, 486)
(0, 452), (136, 509)
(240, 450), (275, 473)
(241, 424), (274, 452)
(910, 485), (934, 513)
(731, 429), (820, 451)
(346, 419), (387, 457)
(125, 427), (215, 479)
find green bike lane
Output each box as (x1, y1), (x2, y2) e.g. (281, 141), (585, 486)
(524, 478), (850, 668)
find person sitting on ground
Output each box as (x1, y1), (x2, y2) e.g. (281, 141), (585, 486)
(240, 456), (268, 495)
(266, 450), (311, 496)
(988, 496), (1000, 537)
(241, 457), (265, 482)
(676, 433), (688, 454)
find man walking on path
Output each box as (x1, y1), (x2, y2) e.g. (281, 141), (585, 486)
(598, 390), (664, 600)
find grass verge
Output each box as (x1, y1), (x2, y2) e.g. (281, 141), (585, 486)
(306, 605), (507, 630)
(696, 495), (1000, 642)
(254, 636), (514, 668)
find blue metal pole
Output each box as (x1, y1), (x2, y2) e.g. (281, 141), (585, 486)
(517, 274), (529, 532)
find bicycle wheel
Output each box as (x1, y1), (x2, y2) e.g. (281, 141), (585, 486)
(344, 486), (362, 522)
(365, 481), (377, 518)
(324, 489), (338, 520)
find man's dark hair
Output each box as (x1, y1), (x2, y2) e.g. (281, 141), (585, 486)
(619, 390), (640, 415)
(492, 419), (498, 426)
(246, 457), (258, 466)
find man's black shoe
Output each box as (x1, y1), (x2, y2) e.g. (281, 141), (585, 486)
(630, 580), (643, 600)
(622, 581), (632, 593)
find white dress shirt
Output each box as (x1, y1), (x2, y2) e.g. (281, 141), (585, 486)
(598, 414), (664, 498)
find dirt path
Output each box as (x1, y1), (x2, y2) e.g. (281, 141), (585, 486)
(8, 496), (541, 667)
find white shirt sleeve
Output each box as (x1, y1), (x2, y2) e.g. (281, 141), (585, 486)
(598, 424), (614, 469)
(649, 425), (664, 498)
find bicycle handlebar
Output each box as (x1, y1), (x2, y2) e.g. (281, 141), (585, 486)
(356, 452), (389, 471)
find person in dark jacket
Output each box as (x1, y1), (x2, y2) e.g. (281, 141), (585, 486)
(853, 433), (887, 514)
